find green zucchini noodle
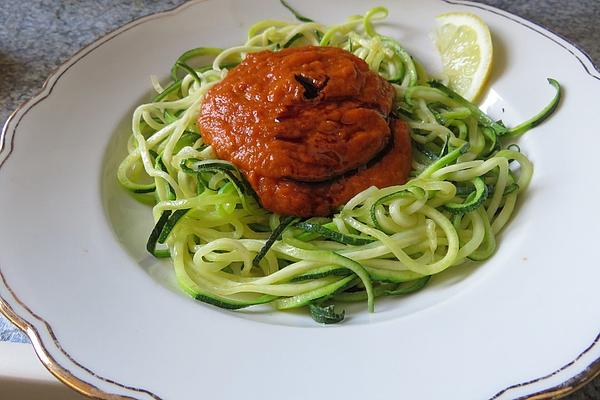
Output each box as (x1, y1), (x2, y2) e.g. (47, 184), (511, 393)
(117, 4), (558, 322)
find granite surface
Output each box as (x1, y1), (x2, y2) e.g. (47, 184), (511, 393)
(0, 0), (598, 398)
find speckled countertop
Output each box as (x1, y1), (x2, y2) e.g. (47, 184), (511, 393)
(1, 0), (599, 398)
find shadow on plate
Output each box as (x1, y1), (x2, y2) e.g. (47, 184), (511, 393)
(0, 378), (88, 400)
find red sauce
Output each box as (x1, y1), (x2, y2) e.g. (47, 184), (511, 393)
(198, 46), (412, 217)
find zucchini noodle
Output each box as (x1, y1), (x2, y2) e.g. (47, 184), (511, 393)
(117, 3), (559, 323)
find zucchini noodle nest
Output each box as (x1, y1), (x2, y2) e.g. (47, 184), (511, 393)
(117, 3), (560, 324)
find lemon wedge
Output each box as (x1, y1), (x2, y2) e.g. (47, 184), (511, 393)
(435, 12), (493, 101)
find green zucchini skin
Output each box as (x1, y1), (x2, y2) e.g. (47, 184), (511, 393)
(506, 78), (561, 137)
(283, 32), (304, 48)
(295, 221), (375, 245)
(444, 177), (489, 215)
(279, 0), (314, 22)
(146, 210), (172, 256)
(385, 276), (431, 295)
(153, 79), (182, 102)
(170, 47), (223, 81)
(173, 61), (202, 84)
(180, 158), (258, 200)
(194, 293), (277, 310)
(428, 80), (508, 136)
(131, 185), (156, 194)
(309, 304), (345, 324)
(291, 265), (352, 282)
(364, 267), (424, 283)
(158, 209), (190, 243)
(273, 276), (356, 310)
(335, 276), (431, 302)
(369, 185), (427, 228)
(419, 143), (470, 178)
(253, 216), (297, 267)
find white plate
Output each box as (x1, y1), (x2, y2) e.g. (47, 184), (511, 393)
(1, 0), (599, 399)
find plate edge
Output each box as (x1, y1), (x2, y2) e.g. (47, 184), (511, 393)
(0, 0), (598, 399)
(0, 287), (148, 400)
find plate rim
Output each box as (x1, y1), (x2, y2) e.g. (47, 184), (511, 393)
(1, 0), (599, 399)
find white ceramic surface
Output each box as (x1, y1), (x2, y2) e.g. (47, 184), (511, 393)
(1, 0), (599, 399)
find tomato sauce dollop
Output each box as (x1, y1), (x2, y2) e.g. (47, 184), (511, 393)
(198, 46), (412, 217)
